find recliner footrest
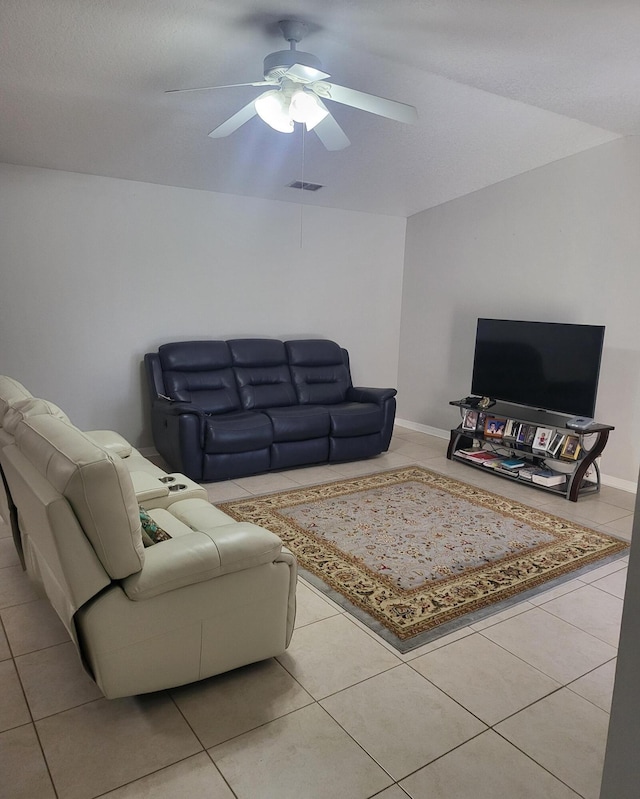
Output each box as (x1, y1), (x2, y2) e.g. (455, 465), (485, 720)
(204, 411), (272, 454)
(263, 405), (329, 442)
(327, 402), (383, 437)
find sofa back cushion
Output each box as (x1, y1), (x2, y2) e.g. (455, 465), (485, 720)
(285, 340), (352, 405)
(3, 398), (70, 431)
(229, 339), (297, 410)
(159, 341), (241, 414)
(0, 375), (33, 425)
(12, 413), (145, 579)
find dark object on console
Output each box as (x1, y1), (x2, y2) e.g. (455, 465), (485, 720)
(144, 339), (397, 482)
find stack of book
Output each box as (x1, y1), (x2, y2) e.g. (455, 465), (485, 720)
(517, 465), (540, 482)
(455, 448), (502, 465)
(530, 468), (567, 487)
(499, 457), (526, 471)
(488, 457), (528, 477)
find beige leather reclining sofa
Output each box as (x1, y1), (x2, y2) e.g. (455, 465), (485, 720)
(0, 376), (297, 699)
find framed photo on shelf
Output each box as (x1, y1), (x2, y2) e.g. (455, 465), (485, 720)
(484, 417), (506, 438)
(561, 435), (581, 460)
(462, 409), (479, 432)
(548, 432), (565, 457)
(524, 425), (536, 447)
(503, 419), (518, 439)
(516, 424), (529, 445)
(532, 427), (554, 452)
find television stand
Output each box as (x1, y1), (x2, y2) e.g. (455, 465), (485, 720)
(446, 400), (614, 502)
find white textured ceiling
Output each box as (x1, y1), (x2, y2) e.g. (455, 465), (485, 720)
(1, 0), (637, 217)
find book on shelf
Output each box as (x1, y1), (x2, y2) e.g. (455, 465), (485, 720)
(493, 466), (522, 478)
(500, 457), (526, 470)
(517, 466), (539, 481)
(482, 458), (507, 469)
(455, 448), (501, 463)
(530, 468), (568, 487)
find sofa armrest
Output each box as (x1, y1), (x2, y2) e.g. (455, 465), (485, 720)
(152, 397), (205, 419)
(151, 397), (207, 449)
(85, 430), (133, 459)
(347, 386), (397, 404)
(121, 522), (283, 601)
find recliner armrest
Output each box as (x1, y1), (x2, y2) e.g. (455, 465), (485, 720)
(121, 522), (283, 601)
(347, 386), (397, 404)
(151, 398), (208, 448)
(152, 397), (205, 419)
(85, 430), (133, 459)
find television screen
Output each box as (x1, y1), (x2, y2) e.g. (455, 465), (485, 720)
(471, 319), (605, 418)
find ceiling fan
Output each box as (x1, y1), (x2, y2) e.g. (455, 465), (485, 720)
(166, 19), (418, 150)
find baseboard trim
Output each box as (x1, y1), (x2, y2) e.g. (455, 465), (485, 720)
(394, 419), (636, 495)
(395, 418), (449, 440)
(600, 474), (638, 494)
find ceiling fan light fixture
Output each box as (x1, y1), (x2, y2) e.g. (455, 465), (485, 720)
(255, 90), (294, 133)
(289, 89), (329, 130)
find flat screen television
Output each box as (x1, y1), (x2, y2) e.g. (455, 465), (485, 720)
(471, 319), (605, 418)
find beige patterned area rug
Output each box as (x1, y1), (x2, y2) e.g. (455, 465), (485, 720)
(219, 466), (628, 652)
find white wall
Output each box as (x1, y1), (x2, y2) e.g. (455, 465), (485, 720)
(0, 164), (406, 447)
(399, 136), (640, 486)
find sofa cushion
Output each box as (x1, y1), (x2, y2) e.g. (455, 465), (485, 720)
(159, 341), (241, 414)
(285, 340), (351, 405)
(327, 402), (384, 437)
(229, 339), (297, 410)
(12, 414), (145, 578)
(204, 411), (273, 454)
(262, 405), (330, 442)
(233, 365), (297, 409)
(228, 338), (287, 367)
(121, 519), (284, 601)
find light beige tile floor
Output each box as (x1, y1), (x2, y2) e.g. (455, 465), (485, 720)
(0, 426), (634, 798)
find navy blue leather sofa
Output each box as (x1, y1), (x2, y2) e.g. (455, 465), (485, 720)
(144, 338), (397, 482)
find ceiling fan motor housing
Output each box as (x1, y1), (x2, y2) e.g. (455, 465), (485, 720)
(263, 49), (324, 81)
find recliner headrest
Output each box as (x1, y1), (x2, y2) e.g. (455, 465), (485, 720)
(159, 341), (231, 371)
(0, 375), (33, 424)
(229, 339), (288, 367)
(285, 339), (344, 366)
(3, 398), (70, 434)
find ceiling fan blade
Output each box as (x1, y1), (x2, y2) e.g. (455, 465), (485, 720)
(208, 100), (258, 138)
(166, 81), (274, 94)
(313, 109), (350, 151)
(321, 82), (417, 124)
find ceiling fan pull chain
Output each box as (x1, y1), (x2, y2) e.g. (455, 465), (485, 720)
(299, 125), (306, 249)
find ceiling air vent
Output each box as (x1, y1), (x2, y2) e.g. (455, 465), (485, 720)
(288, 180), (324, 192)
